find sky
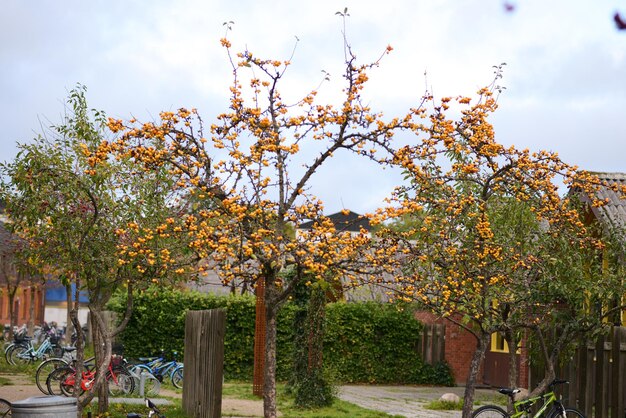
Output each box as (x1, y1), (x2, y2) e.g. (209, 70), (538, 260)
(1, 0), (625, 215)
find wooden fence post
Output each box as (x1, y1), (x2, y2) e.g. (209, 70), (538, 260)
(594, 334), (605, 418)
(182, 309), (226, 418)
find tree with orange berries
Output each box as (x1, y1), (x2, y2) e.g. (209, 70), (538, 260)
(94, 26), (422, 415)
(371, 71), (626, 416)
(1, 86), (192, 414)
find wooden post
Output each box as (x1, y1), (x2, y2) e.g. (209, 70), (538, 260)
(594, 334), (605, 418)
(253, 278), (266, 397)
(576, 339), (588, 416)
(613, 327), (626, 418)
(182, 309), (226, 418)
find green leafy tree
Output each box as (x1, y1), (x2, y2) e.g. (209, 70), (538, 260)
(0, 85), (189, 414)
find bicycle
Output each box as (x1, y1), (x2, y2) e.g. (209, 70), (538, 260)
(129, 352), (183, 389)
(0, 398), (10, 418)
(34, 347), (80, 394)
(471, 379), (585, 418)
(6, 333), (62, 365)
(47, 356), (135, 397)
(3, 326), (29, 357)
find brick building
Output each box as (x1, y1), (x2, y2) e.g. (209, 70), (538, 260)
(415, 311), (530, 388)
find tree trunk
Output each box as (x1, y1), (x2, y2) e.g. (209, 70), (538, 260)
(92, 310), (109, 413)
(461, 332), (490, 418)
(506, 330), (518, 388)
(28, 284), (36, 336)
(263, 299), (278, 418)
(69, 300), (85, 418)
(82, 307), (113, 414)
(65, 284), (75, 345)
(7, 286), (17, 337)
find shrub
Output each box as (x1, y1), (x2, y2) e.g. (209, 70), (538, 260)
(109, 288), (453, 385)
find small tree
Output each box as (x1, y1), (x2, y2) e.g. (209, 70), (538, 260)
(1, 85), (187, 414)
(96, 24), (416, 416)
(371, 75), (626, 416)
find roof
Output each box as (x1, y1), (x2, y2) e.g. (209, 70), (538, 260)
(299, 210), (371, 233)
(579, 172), (626, 231)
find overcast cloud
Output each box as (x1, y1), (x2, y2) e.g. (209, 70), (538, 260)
(1, 0), (624, 214)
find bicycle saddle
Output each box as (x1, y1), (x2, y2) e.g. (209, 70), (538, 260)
(498, 388), (521, 397)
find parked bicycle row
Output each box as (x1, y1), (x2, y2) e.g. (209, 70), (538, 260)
(3, 324), (70, 364)
(38, 354), (184, 397)
(3, 326), (184, 398)
(34, 352), (184, 398)
(2, 322), (80, 346)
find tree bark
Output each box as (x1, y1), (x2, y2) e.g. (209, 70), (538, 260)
(506, 330), (518, 388)
(263, 297), (278, 418)
(69, 299), (85, 418)
(461, 332), (490, 418)
(73, 307), (114, 413)
(28, 283), (36, 336)
(65, 284), (75, 344)
(7, 285), (17, 337)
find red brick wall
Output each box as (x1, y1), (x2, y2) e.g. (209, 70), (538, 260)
(415, 311), (482, 385)
(0, 286), (45, 327)
(415, 311), (529, 387)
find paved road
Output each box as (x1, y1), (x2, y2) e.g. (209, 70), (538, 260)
(339, 385), (498, 418)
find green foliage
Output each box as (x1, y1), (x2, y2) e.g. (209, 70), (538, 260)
(425, 399), (463, 411)
(109, 288), (452, 385)
(323, 302), (430, 383)
(421, 361), (455, 387)
(294, 369), (337, 409)
(109, 288), (257, 380)
(291, 282), (335, 408)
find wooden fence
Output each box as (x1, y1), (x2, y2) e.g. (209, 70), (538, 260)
(530, 326), (626, 418)
(182, 309), (226, 418)
(419, 323), (445, 364)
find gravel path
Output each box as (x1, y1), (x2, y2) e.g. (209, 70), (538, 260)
(338, 385), (497, 418)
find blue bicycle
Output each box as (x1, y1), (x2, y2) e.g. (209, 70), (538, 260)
(129, 352), (184, 389)
(6, 332), (63, 365)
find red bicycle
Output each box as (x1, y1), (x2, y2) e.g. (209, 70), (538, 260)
(46, 357), (135, 396)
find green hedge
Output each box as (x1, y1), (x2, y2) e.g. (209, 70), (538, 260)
(109, 288), (453, 385)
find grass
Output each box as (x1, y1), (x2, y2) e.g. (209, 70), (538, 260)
(278, 397), (404, 418)
(222, 381), (262, 400)
(473, 392), (507, 407)
(85, 400), (188, 418)
(425, 399), (463, 410)
(0, 376), (13, 386)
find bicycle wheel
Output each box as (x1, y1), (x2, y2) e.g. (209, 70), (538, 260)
(171, 366), (183, 389)
(107, 368), (135, 396)
(36, 358), (69, 394)
(471, 405), (509, 418)
(0, 398), (10, 418)
(7, 345), (31, 365)
(3, 344), (15, 363)
(47, 366), (77, 397)
(548, 407), (586, 418)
